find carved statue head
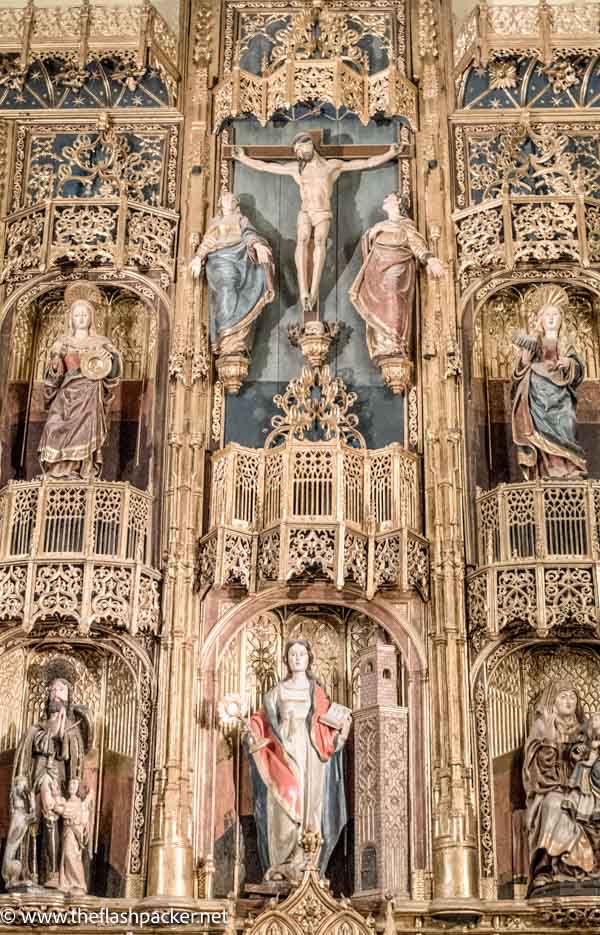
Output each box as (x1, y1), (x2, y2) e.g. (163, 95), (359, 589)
(11, 775), (29, 798)
(527, 285), (569, 340)
(283, 639), (316, 680)
(68, 778), (80, 797)
(63, 281), (103, 337)
(586, 712), (600, 739)
(382, 191), (410, 220)
(534, 680), (584, 726)
(292, 132), (316, 171)
(217, 190), (240, 217)
(42, 656), (78, 717)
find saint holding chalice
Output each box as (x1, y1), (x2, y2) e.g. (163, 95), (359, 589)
(38, 281), (122, 480)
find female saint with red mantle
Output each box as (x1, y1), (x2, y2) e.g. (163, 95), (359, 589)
(245, 640), (351, 884)
(349, 192), (444, 392)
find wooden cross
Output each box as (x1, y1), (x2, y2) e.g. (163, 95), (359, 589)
(222, 128), (413, 162)
(222, 128), (413, 322)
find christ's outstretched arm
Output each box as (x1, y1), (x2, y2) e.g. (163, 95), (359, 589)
(335, 142), (401, 175)
(233, 146), (297, 176)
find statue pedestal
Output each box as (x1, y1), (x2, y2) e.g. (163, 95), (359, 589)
(376, 355), (413, 395)
(215, 352), (249, 395)
(245, 881), (292, 898)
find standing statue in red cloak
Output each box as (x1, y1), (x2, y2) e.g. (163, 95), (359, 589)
(245, 640), (351, 884)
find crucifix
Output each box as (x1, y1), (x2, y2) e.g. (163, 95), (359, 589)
(223, 129), (411, 323)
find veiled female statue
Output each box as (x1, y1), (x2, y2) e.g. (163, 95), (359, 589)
(245, 640), (351, 884)
(349, 192), (443, 393)
(38, 282), (122, 480)
(511, 285), (587, 479)
(523, 681), (594, 894)
(190, 191), (274, 394)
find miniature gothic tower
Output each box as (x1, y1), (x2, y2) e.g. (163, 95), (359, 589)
(353, 636), (409, 897)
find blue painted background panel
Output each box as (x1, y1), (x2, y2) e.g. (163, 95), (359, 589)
(224, 115), (407, 450)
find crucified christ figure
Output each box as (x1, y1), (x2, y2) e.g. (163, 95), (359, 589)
(233, 133), (402, 313)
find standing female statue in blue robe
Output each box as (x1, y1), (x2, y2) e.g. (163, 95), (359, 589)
(190, 191), (274, 391)
(511, 286), (587, 479)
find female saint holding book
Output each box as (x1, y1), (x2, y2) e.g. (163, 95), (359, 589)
(245, 640), (351, 884)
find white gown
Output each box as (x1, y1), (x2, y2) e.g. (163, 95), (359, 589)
(266, 682), (326, 879)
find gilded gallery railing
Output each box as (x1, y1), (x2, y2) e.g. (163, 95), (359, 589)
(453, 189), (600, 295)
(198, 367), (429, 601)
(0, 479), (160, 635)
(454, 1), (600, 73)
(199, 439), (427, 600)
(468, 480), (600, 642)
(213, 56), (418, 131)
(1, 196), (179, 284)
(0, 2), (179, 81)
(212, 0), (417, 130)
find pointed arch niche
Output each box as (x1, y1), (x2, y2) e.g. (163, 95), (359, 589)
(473, 640), (600, 900)
(0, 274), (169, 494)
(194, 589), (429, 904)
(0, 623), (157, 898)
(462, 274), (600, 493)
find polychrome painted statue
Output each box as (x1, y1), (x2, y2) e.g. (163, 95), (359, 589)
(8, 658), (93, 892)
(234, 134), (401, 313)
(58, 779), (93, 896)
(245, 640), (351, 884)
(190, 191), (274, 392)
(349, 192), (444, 393)
(523, 681), (596, 895)
(511, 286), (587, 479)
(38, 282), (121, 480)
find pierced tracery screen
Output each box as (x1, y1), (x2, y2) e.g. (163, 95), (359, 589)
(473, 285), (600, 382)
(487, 645), (600, 761)
(216, 608), (396, 717)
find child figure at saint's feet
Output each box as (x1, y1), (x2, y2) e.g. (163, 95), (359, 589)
(564, 711), (600, 822)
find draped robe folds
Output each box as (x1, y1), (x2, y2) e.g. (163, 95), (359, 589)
(59, 797), (90, 894)
(350, 219), (431, 360)
(247, 680), (347, 880)
(38, 341), (122, 479)
(204, 220), (275, 356)
(511, 339), (587, 478)
(523, 714), (594, 890)
(12, 716), (87, 886)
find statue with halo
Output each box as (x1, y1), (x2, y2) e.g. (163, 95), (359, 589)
(511, 284), (587, 479)
(38, 281), (122, 480)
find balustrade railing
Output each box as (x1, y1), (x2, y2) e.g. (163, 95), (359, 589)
(454, 192), (600, 296)
(476, 480), (599, 565)
(199, 439), (427, 601)
(1, 197), (178, 284)
(469, 480), (600, 644)
(0, 479), (159, 634)
(0, 3), (179, 72)
(454, 2), (600, 72)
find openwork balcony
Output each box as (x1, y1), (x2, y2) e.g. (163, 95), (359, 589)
(454, 188), (600, 295)
(0, 2), (179, 77)
(0, 479), (160, 635)
(213, 57), (417, 131)
(2, 197), (178, 284)
(198, 367), (429, 601)
(212, 0), (417, 131)
(454, 2), (600, 73)
(467, 480), (600, 647)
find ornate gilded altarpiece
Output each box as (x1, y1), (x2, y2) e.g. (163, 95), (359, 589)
(4, 0), (600, 933)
